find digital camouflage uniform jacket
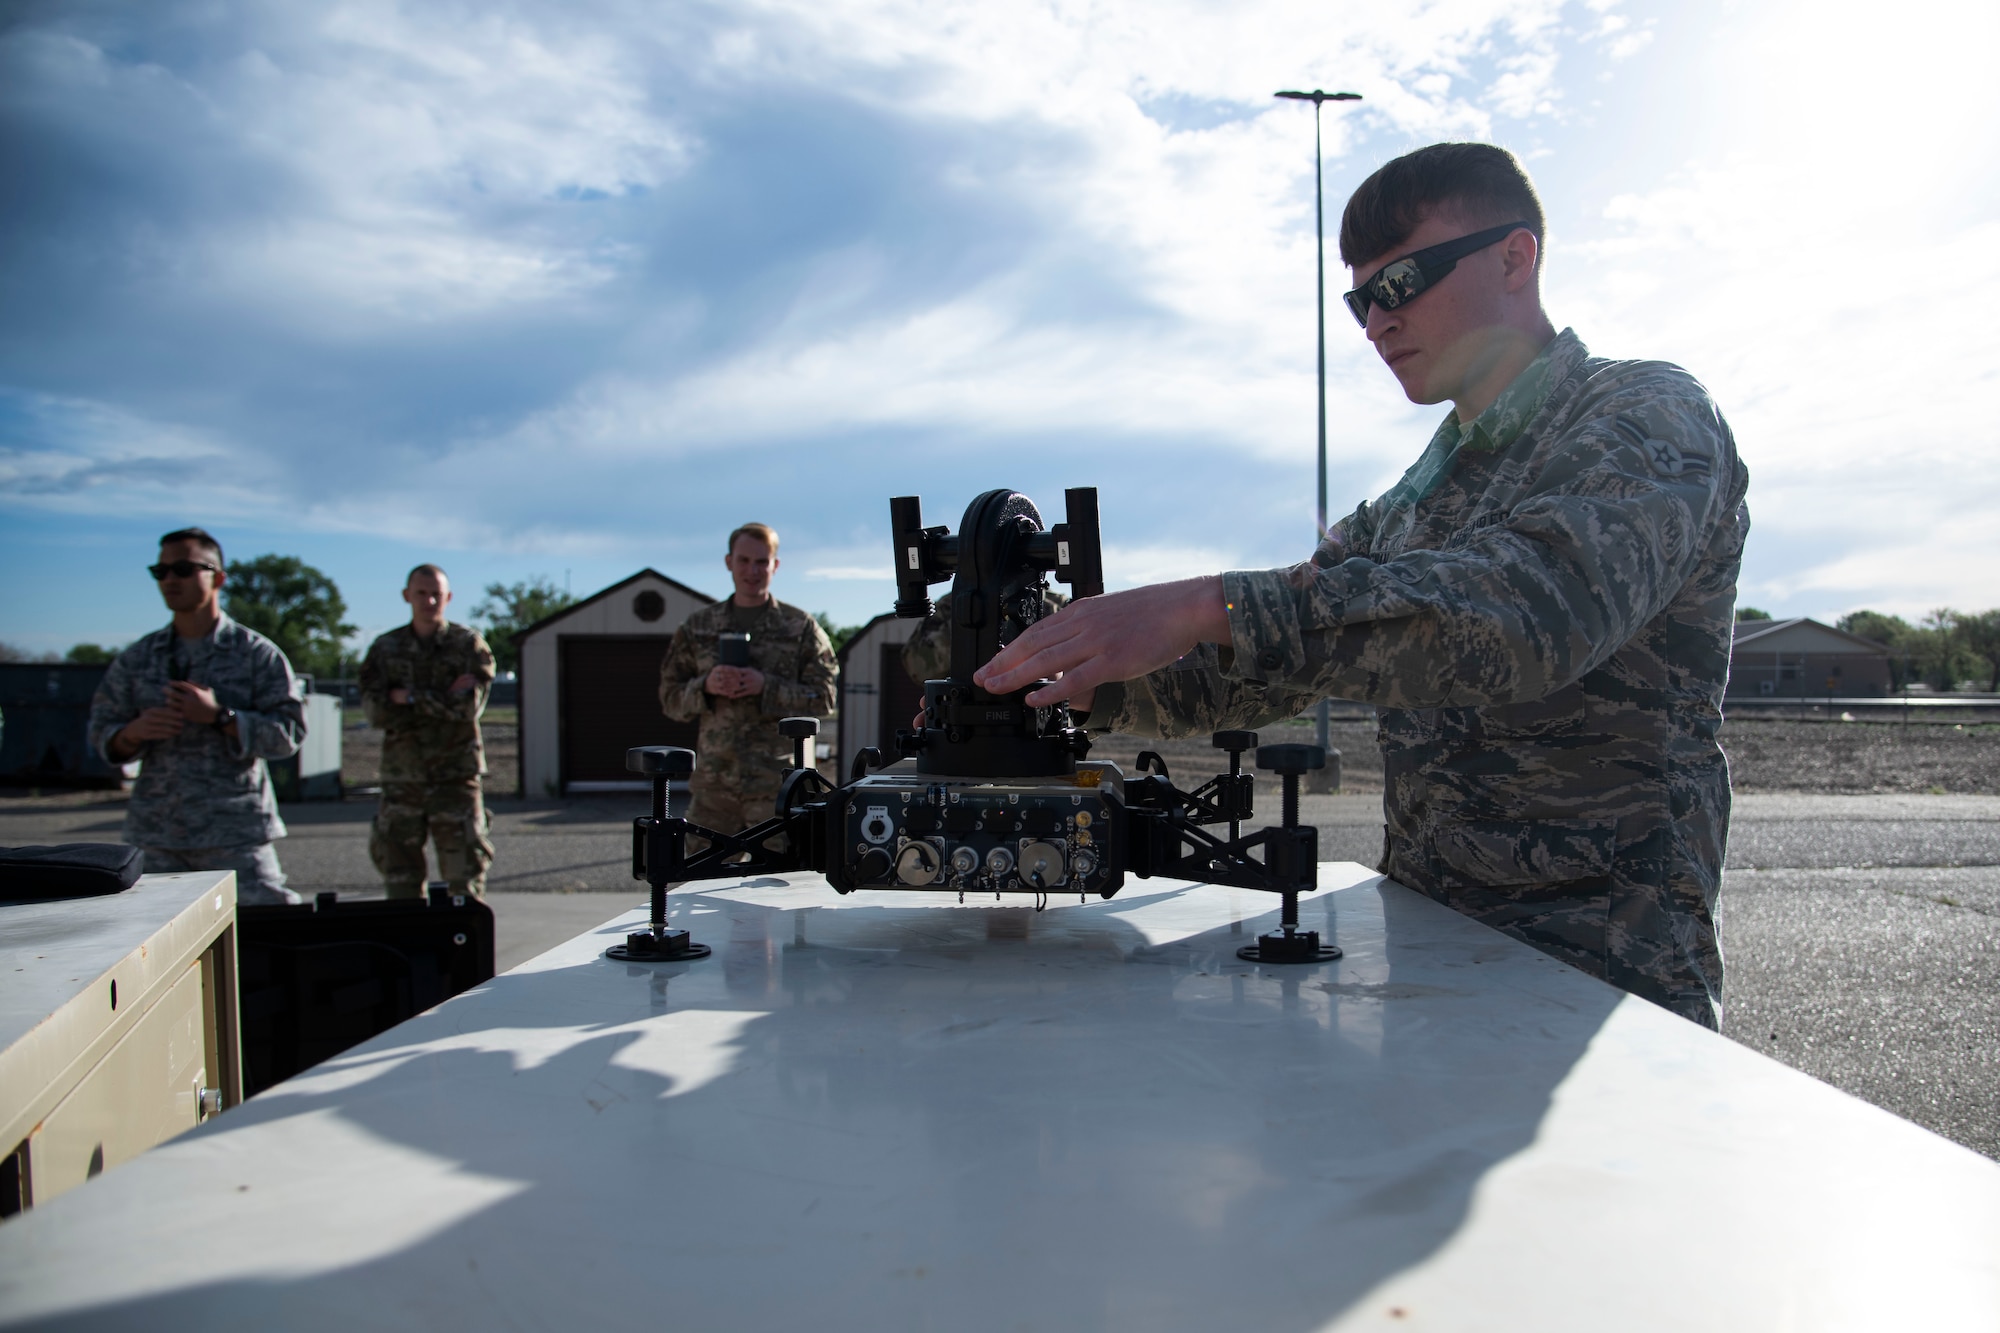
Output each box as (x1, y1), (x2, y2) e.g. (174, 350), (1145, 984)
(359, 622), (496, 782)
(87, 613), (307, 849)
(658, 597), (838, 801)
(1091, 331), (1750, 1027)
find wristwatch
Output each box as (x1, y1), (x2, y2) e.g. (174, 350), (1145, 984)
(212, 707), (238, 734)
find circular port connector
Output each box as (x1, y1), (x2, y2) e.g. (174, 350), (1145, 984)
(984, 846), (1015, 878)
(949, 845), (980, 876)
(1072, 849), (1097, 879)
(1018, 841), (1066, 889)
(896, 841), (943, 886)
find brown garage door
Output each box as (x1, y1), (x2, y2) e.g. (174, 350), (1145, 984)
(560, 637), (700, 786)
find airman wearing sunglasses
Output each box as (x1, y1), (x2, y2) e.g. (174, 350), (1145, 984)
(87, 527), (309, 904)
(978, 143), (1750, 1031)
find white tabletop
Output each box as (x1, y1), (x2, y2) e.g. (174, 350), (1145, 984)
(0, 871), (233, 1056)
(1, 865), (1995, 1330)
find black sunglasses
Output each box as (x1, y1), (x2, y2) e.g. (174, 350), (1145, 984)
(1343, 221), (1537, 327)
(149, 559), (221, 580)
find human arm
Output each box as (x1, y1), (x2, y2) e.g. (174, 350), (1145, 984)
(104, 709), (187, 759)
(164, 681), (238, 747)
(983, 383), (1738, 712)
(706, 665), (756, 699)
(358, 638), (394, 727)
(229, 643), (306, 761)
(974, 575), (1232, 707)
(402, 632), (495, 720)
(759, 616), (839, 717)
(89, 647), (180, 763)
(1083, 643), (1325, 739)
(658, 624), (712, 721)
(1210, 397), (1740, 709)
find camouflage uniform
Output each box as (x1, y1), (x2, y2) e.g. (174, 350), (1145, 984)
(901, 589), (1068, 685)
(359, 622), (496, 898)
(87, 614), (307, 905)
(658, 597), (837, 837)
(1091, 331), (1750, 1029)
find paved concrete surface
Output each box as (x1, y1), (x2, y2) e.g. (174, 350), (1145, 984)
(4, 789), (1995, 1158)
(1724, 866), (1999, 1160)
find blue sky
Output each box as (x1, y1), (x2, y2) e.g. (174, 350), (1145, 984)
(3, 0), (1997, 656)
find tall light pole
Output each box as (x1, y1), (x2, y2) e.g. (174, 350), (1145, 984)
(1275, 88), (1361, 754)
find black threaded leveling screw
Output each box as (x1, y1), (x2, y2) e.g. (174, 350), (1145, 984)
(1213, 730), (1257, 844)
(607, 746), (710, 963)
(1238, 744), (1340, 965)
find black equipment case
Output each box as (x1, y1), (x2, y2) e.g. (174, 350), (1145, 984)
(237, 887), (496, 1097)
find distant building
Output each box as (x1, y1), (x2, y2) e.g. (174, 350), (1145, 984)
(515, 570), (714, 796)
(1727, 617), (1893, 698)
(834, 613), (924, 781)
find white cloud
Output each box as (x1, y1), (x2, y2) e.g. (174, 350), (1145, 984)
(1550, 0), (2000, 618)
(9, 0), (2000, 640)
(1104, 542), (1247, 587)
(805, 566), (896, 581)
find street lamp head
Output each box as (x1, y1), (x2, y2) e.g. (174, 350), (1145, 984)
(1274, 90), (1363, 103)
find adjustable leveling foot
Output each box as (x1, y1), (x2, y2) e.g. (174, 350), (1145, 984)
(606, 745), (713, 964)
(608, 925), (710, 963)
(1234, 743), (1342, 966)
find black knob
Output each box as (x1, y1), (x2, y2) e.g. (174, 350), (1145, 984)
(1255, 744), (1325, 775)
(779, 717), (820, 739)
(856, 848), (894, 883)
(628, 746), (696, 778)
(1212, 730), (1258, 752)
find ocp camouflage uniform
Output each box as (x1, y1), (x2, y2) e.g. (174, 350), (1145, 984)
(658, 597), (837, 837)
(86, 614), (307, 904)
(901, 589), (1068, 685)
(1090, 331), (1749, 1029)
(360, 622), (495, 897)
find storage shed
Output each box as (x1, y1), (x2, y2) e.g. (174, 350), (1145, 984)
(515, 570), (715, 796)
(1727, 617), (1893, 698)
(835, 613), (926, 780)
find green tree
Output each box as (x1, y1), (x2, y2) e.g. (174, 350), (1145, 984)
(1901, 608), (1978, 692)
(1836, 610), (1911, 646)
(1955, 609), (2000, 692)
(223, 555), (357, 679)
(1734, 606), (1773, 622)
(1838, 609), (1919, 689)
(815, 612), (865, 655)
(65, 644), (118, 664)
(473, 577), (576, 674)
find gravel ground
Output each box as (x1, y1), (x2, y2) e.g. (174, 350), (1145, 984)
(1724, 865), (2000, 1159)
(336, 712), (2000, 799)
(1723, 716), (2000, 794)
(1095, 714), (2000, 797)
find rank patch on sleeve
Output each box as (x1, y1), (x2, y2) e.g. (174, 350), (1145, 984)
(1642, 437), (1685, 476)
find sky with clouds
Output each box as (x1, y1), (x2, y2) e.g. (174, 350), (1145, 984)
(2, 0), (1996, 657)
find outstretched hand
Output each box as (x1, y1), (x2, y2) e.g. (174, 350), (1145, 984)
(973, 575), (1231, 708)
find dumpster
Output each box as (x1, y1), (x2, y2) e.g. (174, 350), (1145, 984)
(270, 689), (343, 801)
(0, 664), (122, 787)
